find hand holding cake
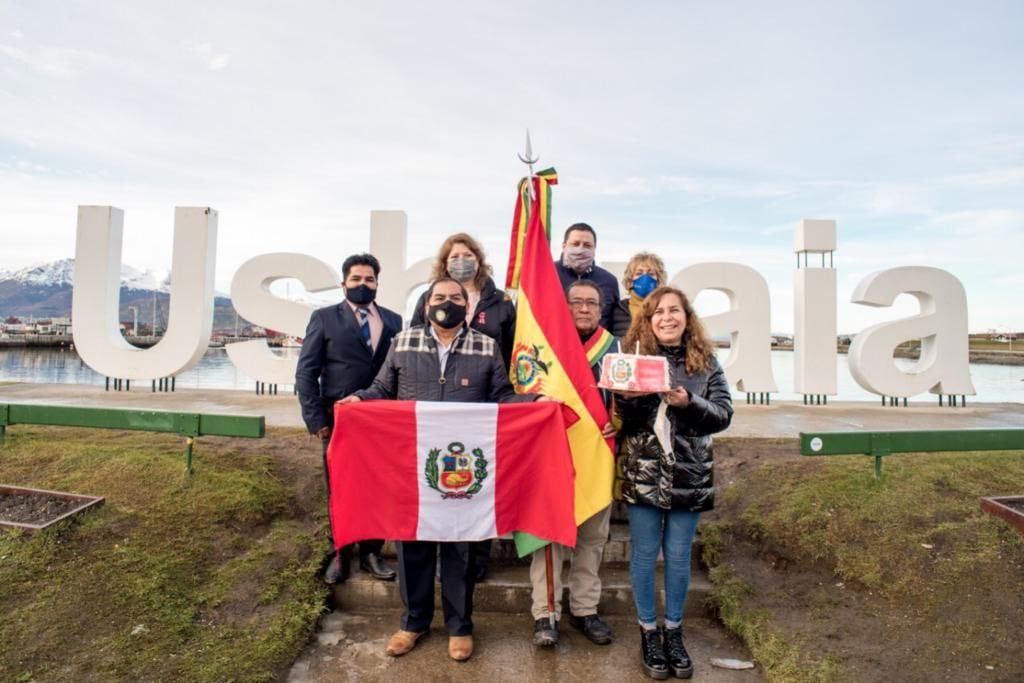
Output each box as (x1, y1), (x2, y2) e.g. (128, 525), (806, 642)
(661, 386), (690, 408)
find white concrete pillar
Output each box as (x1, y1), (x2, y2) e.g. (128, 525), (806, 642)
(793, 219), (837, 399)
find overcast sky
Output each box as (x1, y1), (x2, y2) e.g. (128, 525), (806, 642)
(1, 1), (1021, 333)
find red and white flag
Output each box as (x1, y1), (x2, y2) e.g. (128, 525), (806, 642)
(327, 400), (577, 551)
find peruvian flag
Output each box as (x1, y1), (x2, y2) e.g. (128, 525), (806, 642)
(327, 400), (577, 552)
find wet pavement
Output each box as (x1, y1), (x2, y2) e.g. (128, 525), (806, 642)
(1, 382), (1019, 438)
(287, 610), (762, 683)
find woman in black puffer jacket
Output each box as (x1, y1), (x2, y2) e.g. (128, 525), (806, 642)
(613, 286), (732, 680)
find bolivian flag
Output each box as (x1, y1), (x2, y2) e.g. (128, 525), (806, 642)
(504, 168), (558, 290)
(508, 171), (615, 555)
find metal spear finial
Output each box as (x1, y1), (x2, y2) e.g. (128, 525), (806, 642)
(517, 129), (539, 201)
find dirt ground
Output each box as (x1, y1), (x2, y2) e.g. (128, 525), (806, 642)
(4, 426), (1020, 682)
(0, 491), (82, 525)
(0, 426), (332, 682)
(704, 438), (1024, 682)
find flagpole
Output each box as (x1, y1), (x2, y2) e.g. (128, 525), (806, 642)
(519, 129), (558, 630)
(545, 545), (556, 631)
(517, 129), (538, 202)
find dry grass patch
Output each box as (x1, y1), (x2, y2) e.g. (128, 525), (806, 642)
(0, 426), (328, 683)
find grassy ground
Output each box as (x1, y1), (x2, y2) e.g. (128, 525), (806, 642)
(0, 426), (328, 683)
(702, 447), (1024, 683)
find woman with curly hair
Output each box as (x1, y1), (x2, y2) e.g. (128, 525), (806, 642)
(611, 252), (668, 337)
(614, 286), (733, 679)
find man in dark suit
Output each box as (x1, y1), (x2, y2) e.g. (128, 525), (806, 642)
(296, 253), (402, 584)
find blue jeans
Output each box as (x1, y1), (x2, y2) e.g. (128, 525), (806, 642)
(627, 503), (701, 628)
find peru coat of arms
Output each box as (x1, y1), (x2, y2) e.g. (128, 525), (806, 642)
(425, 441), (488, 499)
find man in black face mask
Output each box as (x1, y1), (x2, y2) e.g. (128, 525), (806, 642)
(296, 253), (402, 584)
(555, 223), (620, 331)
(341, 277), (545, 662)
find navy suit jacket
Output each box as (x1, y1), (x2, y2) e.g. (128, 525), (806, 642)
(295, 302), (403, 434)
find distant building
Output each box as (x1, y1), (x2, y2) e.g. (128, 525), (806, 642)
(34, 317), (72, 335)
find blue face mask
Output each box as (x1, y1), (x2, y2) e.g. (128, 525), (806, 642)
(632, 273), (658, 298)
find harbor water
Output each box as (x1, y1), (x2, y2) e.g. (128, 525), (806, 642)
(1, 347), (1019, 403)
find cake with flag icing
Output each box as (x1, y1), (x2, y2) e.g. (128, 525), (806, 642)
(598, 352), (671, 392)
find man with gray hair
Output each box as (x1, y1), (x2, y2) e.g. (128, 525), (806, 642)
(530, 278), (618, 648)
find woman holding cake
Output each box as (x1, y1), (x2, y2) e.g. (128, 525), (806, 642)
(610, 252), (668, 337)
(612, 286), (733, 679)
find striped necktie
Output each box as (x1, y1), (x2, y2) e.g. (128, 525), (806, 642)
(356, 306), (372, 349)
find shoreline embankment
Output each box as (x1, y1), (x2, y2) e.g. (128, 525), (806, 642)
(4, 336), (1022, 364)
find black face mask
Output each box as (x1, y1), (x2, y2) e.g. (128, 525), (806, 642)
(428, 301), (466, 329)
(345, 284), (376, 305)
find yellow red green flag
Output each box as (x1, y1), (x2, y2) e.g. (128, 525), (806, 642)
(508, 170), (615, 556)
(504, 168), (557, 290)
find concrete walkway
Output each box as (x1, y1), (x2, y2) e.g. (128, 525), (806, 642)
(287, 611), (761, 683)
(1, 382), (1020, 438)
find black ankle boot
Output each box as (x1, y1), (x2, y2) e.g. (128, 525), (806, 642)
(640, 627), (669, 679)
(663, 626), (693, 678)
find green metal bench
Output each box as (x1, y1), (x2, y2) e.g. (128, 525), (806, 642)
(0, 403), (265, 473)
(800, 429), (1024, 478)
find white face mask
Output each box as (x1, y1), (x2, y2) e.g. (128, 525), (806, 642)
(564, 246), (595, 271)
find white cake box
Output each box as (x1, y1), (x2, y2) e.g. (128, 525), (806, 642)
(598, 353), (671, 393)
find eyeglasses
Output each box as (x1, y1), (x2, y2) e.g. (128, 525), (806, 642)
(568, 298), (600, 309)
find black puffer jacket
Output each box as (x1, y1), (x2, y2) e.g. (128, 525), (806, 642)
(356, 324), (533, 404)
(614, 346), (733, 511)
(411, 277), (516, 370)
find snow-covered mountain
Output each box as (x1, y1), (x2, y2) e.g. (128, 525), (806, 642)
(120, 264), (171, 292)
(0, 259), (76, 288)
(0, 259), (236, 328)
(0, 258), (170, 292)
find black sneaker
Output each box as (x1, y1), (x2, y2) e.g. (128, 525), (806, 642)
(569, 613), (615, 645)
(663, 627), (693, 679)
(533, 617), (559, 647)
(640, 627), (669, 679)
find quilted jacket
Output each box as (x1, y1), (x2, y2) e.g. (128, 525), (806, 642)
(614, 345), (733, 511)
(410, 276), (516, 369)
(356, 324), (533, 404)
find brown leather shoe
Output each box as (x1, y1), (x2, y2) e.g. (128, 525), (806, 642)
(385, 629), (427, 657)
(448, 635), (473, 661)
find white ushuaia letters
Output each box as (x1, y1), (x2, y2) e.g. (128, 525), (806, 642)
(70, 207), (974, 400)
